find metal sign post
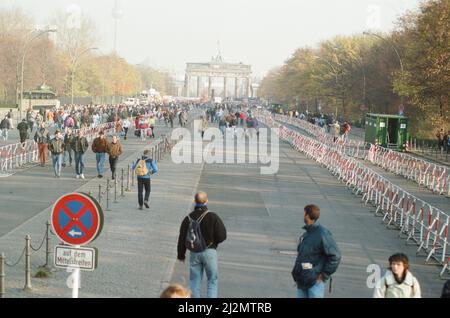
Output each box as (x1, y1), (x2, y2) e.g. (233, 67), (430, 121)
(51, 192), (103, 298)
(72, 246), (80, 299)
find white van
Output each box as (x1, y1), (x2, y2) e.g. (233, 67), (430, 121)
(124, 98), (138, 106)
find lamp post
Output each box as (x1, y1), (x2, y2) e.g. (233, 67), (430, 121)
(313, 55), (339, 119)
(19, 27), (57, 119)
(363, 31), (405, 115)
(71, 47), (98, 105)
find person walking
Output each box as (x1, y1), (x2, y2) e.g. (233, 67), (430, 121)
(132, 149), (158, 210)
(200, 116), (208, 139)
(48, 130), (65, 178)
(0, 116), (11, 141)
(17, 119), (29, 143)
(7, 109), (14, 129)
(34, 123), (50, 167)
(71, 130), (89, 179)
(62, 127), (74, 167)
(292, 204), (341, 298)
(373, 253), (421, 298)
(122, 118), (131, 140)
(92, 131), (108, 178)
(330, 121), (340, 143)
(177, 192), (227, 298)
(219, 116), (227, 135)
(106, 135), (123, 180)
(149, 115), (156, 139)
(115, 118), (123, 136)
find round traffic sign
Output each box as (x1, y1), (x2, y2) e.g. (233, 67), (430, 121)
(51, 193), (104, 246)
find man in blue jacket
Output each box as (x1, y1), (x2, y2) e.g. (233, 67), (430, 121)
(292, 204), (341, 298)
(132, 149), (158, 210)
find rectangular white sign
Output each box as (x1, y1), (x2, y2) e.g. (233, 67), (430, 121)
(55, 246), (97, 271)
(380, 122), (386, 128)
(400, 124), (406, 129)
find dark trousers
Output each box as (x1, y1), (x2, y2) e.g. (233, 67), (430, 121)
(123, 127), (129, 139)
(137, 178), (151, 207)
(109, 156), (118, 178)
(19, 132), (27, 143)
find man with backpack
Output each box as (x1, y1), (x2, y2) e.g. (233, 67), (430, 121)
(176, 192), (227, 298)
(292, 204), (341, 298)
(132, 149), (158, 210)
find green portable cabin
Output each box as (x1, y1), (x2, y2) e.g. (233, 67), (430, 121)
(365, 114), (409, 151)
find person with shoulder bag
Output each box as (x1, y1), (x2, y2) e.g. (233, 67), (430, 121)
(131, 149), (158, 210)
(177, 192), (227, 298)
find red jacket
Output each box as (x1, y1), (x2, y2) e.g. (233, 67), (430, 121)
(135, 117), (140, 129)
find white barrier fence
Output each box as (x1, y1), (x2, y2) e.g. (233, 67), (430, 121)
(272, 112), (450, 198)
(0, 121), (117, 175)
(256, 111), (450, 278)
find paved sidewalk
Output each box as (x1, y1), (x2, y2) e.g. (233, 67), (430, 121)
(0, 134), (205, 298)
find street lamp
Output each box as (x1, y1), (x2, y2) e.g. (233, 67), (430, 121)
(313, 55), (339, 118)
(363, 31), (405, 115)
(19, 27), (57, 119)
(71, 47), (98, 104)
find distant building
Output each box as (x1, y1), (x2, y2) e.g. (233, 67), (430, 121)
(184, 54), (252, 100)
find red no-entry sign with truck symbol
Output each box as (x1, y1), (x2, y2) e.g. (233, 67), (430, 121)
(51, 193), (104, 246)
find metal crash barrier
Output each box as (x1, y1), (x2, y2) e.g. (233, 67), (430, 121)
(270, 111), (450, 197)
(256, 111), (450, 278)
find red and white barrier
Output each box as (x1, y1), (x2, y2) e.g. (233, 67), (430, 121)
(271, 111), (450, 198)
(256, 110), (450, 277)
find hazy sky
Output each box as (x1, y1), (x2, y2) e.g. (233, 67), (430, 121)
(1, 0), (422, 77)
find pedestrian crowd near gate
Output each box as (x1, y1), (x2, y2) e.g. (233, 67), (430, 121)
(0, 102), (449, 299)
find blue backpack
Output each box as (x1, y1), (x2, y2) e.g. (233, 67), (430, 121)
(186, 211), (209, 253)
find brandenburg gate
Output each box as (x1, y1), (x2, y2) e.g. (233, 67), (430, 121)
(184, 55), (252, 99)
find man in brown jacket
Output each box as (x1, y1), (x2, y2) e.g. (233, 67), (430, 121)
(106, 135), (123, 180)
(92, 131), (108, 178)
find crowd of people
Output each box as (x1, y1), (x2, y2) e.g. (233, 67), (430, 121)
(201, 104), (260, 138)
(3, 101), (450, 299)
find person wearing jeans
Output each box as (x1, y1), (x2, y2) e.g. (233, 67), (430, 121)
(177, 192), (227, 298)
(296, 281), (325, 298)
(71, 130), (89, 179)
(92, 131), (108, 178)
(292, 205), (341, 298)
(48, 130), (65, 178)
(189, 249), (218, 298)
